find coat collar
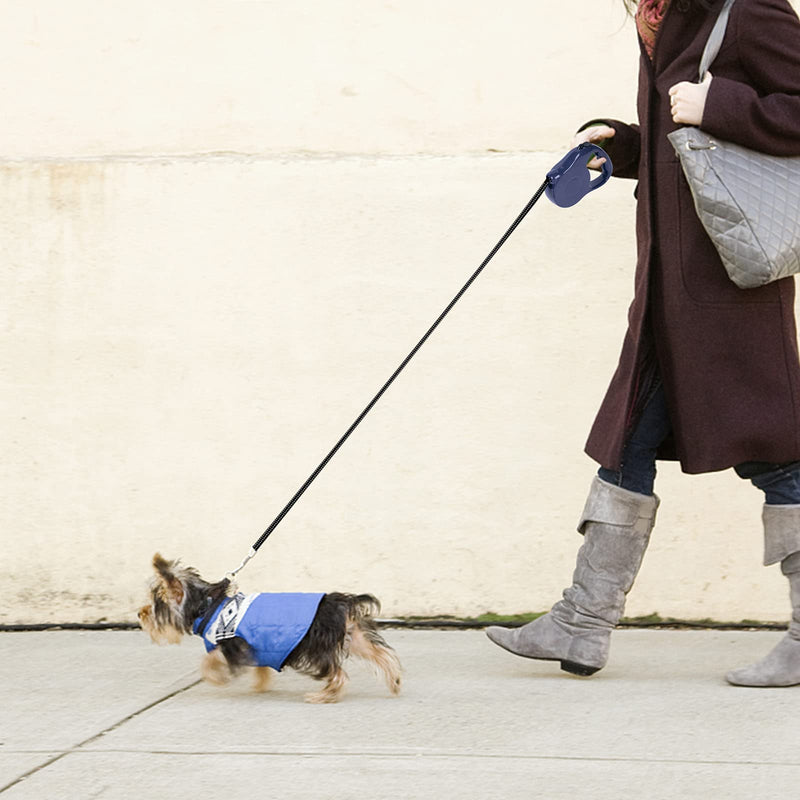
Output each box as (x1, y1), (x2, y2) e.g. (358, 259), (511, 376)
(639, 0), (726, 78)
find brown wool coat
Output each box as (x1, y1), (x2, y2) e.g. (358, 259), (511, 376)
(585, 0), (800, 474)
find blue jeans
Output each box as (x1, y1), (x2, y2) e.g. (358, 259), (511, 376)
(597, 378), (800, 504)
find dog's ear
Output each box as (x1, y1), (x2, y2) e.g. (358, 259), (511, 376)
(152, 552), (173, 578)
(208, 578), (231, 602)
(152, 553), (184, 604)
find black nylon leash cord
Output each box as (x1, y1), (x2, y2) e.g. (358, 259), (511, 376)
(233, 176), (551, 572)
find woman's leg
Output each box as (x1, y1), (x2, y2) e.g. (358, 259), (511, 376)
(727, 462), (800, 687)
(734, 461), (800, 505)
(598, 379), (672, 496)
(485, 380), (669, 674)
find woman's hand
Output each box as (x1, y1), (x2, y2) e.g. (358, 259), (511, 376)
(669, 72), (713, 126)
(571, 125), (616, 170)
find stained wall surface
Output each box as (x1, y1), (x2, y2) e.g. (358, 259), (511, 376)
(3, 0), (798, 623)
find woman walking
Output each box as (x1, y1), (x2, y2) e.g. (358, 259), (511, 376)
(487, 0), (800, 686)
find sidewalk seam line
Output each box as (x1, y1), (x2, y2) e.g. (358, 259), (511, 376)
(5, 748), (800, 768)
(0, 678), (201, 795)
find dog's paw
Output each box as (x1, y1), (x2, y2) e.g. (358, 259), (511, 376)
(252, 667), (275, 693)
(304, 689), (341, 704)
(201, 649), (233, 686)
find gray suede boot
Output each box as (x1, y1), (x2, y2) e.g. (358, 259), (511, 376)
(726, 504), (800, 688)
(486, 476), (659, 676)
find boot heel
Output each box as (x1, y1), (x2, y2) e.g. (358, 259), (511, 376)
(560, 660), (600, 677)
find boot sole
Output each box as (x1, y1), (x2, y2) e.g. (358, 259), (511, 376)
(560, 660), (601, 677)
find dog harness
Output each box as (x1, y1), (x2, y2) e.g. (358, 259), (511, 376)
(193, 592), (325, 671)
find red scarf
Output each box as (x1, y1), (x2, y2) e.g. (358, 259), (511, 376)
(637, 0), (671, 59)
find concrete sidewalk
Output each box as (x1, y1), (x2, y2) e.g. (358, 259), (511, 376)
(1, 628), (799, 799)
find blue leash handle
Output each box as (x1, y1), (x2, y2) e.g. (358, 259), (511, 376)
(545, 142), (613, 208)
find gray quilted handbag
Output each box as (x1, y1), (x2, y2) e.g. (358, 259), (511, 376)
(667, 0), (800, 289)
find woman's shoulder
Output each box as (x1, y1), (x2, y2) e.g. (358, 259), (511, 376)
(733, 0), (799, 20)
(728, 0), (800, 50)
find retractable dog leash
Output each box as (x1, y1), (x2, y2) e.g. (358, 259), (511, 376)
(226, 143), (612, 580)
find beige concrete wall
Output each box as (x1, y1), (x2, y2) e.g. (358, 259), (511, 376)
(2, 0), (798, 624)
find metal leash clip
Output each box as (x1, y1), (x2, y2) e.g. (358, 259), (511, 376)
(226, 547), (256, 584)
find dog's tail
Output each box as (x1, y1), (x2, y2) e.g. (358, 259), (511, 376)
(342, 594), (402, 696)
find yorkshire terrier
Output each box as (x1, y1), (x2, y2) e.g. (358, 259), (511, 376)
(138, 553), (402, 703)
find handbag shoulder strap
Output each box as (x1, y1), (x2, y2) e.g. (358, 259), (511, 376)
(699, 0), (737, 80)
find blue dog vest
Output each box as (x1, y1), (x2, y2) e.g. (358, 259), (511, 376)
(193, 592), (325, 671)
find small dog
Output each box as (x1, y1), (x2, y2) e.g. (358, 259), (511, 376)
(138, 553), (402, 703)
